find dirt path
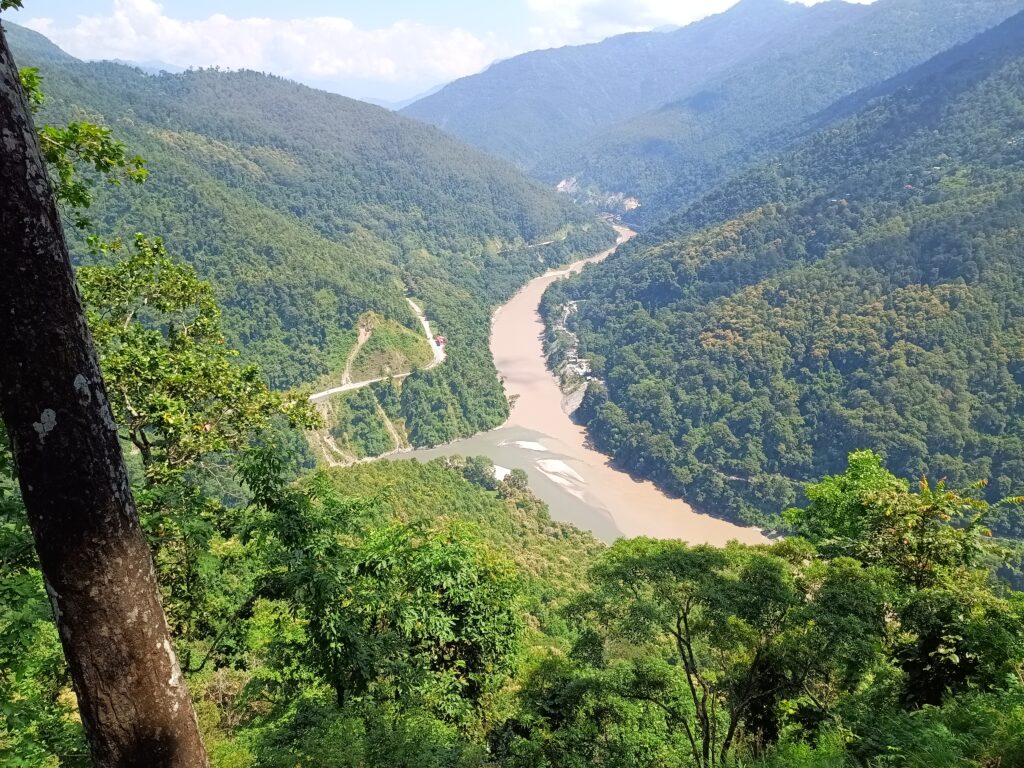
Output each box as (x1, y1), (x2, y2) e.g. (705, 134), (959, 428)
(341, 325), (372, 386)
(308, 398), (357, 466)
(376, 401), (405, 450)
(407, 297), (446, 369)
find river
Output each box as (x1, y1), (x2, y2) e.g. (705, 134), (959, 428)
(405, 226), (766, 545)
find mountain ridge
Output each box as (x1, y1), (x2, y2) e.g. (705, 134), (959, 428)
(402, 0), (838, 172)
(404, 0), (1024, 226)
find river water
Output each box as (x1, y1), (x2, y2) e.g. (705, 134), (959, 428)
(405, 227), (766, 545)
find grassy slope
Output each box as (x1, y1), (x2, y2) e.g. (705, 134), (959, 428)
(350, 316), (433, 382)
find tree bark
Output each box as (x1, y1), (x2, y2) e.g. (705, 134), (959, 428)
(0, 21), (208, 767)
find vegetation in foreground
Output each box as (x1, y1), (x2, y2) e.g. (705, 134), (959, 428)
(5, 406), (1024, 766)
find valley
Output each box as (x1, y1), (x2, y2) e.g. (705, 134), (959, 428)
(4, 2), (1024, 765)
(411, 226), (765, 544)
(302, 225), (763, 544)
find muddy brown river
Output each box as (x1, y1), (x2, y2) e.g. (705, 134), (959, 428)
(407, 227), (766, 545)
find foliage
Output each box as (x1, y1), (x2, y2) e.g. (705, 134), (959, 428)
(577, 538), (883, 766)
(323, 388), (398, 459)
(492, 656), (687, 768)
(842, 682), (1024, 768)
(788, 451), (1024, 709)
(787, 451), (988, 583)
(498, 453), (1024, 767)
(17, 66), (147, 229)
(37, 119), (147, 229)
(78, 234), (316, 483)
(17, 66), (42, 108)
(783, 450), (908, 544)
(0, 426), (88, 765)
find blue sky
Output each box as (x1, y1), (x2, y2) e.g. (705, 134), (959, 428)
(5, 0), (872, 102)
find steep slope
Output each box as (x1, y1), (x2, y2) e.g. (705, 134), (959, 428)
(6, 22), (613, 447)
(402, 0), (849, 170)
(544, 10), (1024, 527)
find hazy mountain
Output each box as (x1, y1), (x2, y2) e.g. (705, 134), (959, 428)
(363, 84), (445, 111)
(109, 58), (186, 75)
(404, 0), (1024, 226)
(403, 0), (847, 171)
(584, 0), (1024, 225)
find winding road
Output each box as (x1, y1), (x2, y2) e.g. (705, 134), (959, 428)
(308, 297), (445, 403)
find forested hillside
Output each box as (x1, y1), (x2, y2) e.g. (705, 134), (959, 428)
(6, 22), (613, 448)
(402, 0), (846, 170)
(406, 0), (1024, 226)
(546, 9), (1024, 528)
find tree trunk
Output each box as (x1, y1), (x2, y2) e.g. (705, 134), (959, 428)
(0, 21), (208, 768)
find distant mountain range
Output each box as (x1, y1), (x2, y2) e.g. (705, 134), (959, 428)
(107, 58), (435, 110)
(361, 84), (445, 112)
(404, 0), (1024, 226)
(109, 58), (185, 75)
(406, 0), (829, 173)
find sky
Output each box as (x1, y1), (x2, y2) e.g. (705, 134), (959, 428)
(5, 0), (874, 103)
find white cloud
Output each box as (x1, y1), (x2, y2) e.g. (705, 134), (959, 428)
(22, 0), (508, 92)
(527, 0), (731, 47)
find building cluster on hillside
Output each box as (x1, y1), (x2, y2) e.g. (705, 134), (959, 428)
(559, 301), (593, 378)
